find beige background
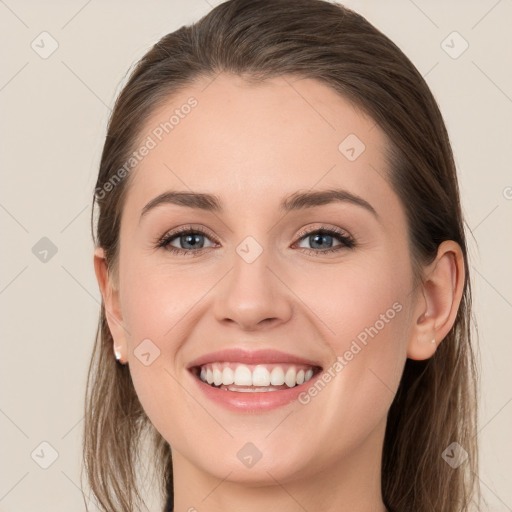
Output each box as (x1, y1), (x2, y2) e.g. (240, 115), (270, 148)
(1, 0), (511, 511)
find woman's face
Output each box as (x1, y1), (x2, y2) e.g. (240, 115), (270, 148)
(105, 73), (421, 485)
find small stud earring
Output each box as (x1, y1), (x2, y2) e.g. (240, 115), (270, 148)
(114, 346), (122, 361)
(431, 338), (436, 344)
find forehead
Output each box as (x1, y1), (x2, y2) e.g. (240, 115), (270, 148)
(123, 73), (398, 219)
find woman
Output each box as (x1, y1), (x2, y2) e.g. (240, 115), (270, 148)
(84, 1), (480, 511)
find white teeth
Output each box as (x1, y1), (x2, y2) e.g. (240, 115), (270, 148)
(270, 367), (285, 386)
(223, 385), (282, 392)
(252, 365), (271, 386)
(213, 363), (223, 386)
(196, 362), (318, 389)
(222, 366), (234, 385)
(285, 367), (296, 388)
(234, 365), (253, 386)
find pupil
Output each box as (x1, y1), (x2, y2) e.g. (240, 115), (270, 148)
(183, 234), (203, 249)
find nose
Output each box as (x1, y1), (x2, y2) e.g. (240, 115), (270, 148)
(213, 246), (293, 331)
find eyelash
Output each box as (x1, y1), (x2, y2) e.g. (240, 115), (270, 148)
(155, 224), (356, 257)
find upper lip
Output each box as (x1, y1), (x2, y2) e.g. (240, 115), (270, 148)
(186, 348), (323, 369)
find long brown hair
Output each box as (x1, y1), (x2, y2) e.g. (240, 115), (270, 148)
(83, 1), (480, 510)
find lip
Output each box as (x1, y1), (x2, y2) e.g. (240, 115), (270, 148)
(186, 348), (324, 413)
(188, 365), (324, 413)
(186, 348), (323, 369)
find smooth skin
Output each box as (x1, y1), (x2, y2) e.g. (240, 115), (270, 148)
(94, 73), (465, 512)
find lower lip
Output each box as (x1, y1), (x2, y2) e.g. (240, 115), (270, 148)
(188, 369), (323, 413)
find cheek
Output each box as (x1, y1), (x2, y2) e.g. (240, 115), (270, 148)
(117, 258), (218, 427)
(118, 260), (194, 442)
(119, 254), (208, 341)
(310, 256), (411, 412)
(314, 255), (410, 351)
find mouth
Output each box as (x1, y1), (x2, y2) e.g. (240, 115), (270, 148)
(189, 362), (323, 392)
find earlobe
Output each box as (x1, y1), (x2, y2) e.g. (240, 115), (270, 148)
(407, 240), (465, 361)
(93, 246), (128, 363)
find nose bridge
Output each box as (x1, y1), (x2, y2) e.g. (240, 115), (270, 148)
(213, 234), (293, 329)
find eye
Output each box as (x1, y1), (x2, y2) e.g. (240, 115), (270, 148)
(294, 225), (356, 255)
(155, 225), (218, 256)
(155, 224), (356, 257)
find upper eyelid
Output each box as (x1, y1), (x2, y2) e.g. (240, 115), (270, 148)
(163, 224), (349, 238)
(295, 224), (351, 239)
(163, 224), (219, 241)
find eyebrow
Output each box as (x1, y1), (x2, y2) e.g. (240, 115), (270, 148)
(139, 188), (378, 222)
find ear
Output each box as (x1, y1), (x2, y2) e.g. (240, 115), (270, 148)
(94, 246), (128, 364)
(407, 240), (465, 360)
